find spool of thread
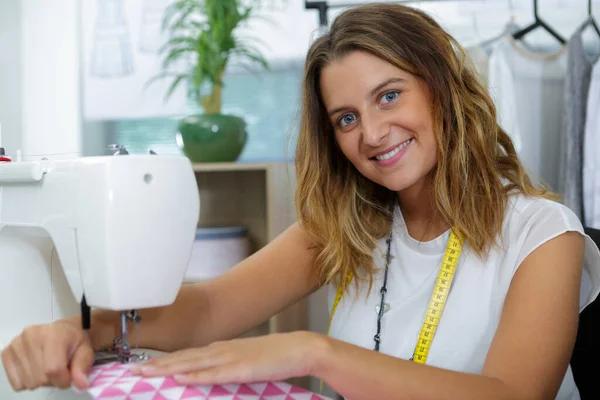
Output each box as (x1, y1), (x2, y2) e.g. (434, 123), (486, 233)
(0, 149), (10, 163)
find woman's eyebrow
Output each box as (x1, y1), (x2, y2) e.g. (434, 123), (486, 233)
(368, 77), (406, 97)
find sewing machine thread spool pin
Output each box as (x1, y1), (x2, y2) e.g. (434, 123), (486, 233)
(109, 144), (129, 156)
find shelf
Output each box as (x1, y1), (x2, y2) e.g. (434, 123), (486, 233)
(191, 163), (302, 326)
(192, 161), (287, 172)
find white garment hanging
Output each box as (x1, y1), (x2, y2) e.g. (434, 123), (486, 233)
(583, 61), (600, 229)
(559, 28), (598, 221)
(488, 36), (567, 191)
(466, 45), (489, 84)
(488, 37), (523, 154)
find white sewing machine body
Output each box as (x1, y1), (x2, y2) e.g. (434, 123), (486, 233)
(0, 154), (200, 399)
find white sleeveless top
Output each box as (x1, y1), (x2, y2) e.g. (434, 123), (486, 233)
(328, 194), (600, 400)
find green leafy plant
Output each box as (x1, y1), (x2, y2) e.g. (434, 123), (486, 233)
(150, 0), (271, 114)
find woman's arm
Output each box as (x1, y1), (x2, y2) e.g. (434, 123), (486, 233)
(85, 222), (321, 353)
(311, 231), (584, 400)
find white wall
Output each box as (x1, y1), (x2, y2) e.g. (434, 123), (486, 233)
(237, 0), (322, 63)
(0, 0), (85, 160)
(0, 0), (22, 156)
(20, 0), (82, 160)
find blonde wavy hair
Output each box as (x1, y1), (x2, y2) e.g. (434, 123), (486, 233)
(295, 3), (555, 293)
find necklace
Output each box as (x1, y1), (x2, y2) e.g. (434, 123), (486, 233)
(328, 228), (465, 361)
(373, 232), (393, 351)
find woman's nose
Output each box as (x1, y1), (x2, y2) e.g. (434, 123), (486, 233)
(362, 115), (389, 147)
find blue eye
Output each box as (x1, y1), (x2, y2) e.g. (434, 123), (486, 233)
(381, 91), (399, 104)
(338, 113), (357, 128)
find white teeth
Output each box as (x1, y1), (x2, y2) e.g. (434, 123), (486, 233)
(375, 139), (413, 161)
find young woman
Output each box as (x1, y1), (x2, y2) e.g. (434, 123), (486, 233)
(3, 3), (599, 400)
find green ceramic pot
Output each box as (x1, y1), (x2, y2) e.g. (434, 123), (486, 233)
(176, 114), (247, 163)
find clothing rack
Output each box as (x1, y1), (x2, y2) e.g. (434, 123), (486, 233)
(304, 0), (474, 26)
(305, 0), (599, 36)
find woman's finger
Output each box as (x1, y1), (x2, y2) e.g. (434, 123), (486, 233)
(143, 349), (201, 366)
(147, 341), (229, 367)
(24, 334), (49, 388)
(128, 351), (197, 374)
(136, 350), (232, 377)
(42, 334), (72, 389)
(1, 347), (23, 391)
(174, 363), (250, 386)
(11, 342), (37, 390)
(69, 342), (94, 390)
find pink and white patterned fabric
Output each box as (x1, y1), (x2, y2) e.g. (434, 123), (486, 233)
(84, 362), (332, 400)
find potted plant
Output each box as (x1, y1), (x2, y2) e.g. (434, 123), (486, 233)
(151, 0), (270, 163)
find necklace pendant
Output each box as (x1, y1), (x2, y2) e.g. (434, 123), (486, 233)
(375, 302), (391, 315)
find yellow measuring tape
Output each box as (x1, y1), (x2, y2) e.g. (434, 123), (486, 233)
(327, 230), (464, 364)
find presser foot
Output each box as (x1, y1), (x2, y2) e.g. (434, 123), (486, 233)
(93, 309), (149, 365)
(93, 338), (151, 366)
(93, 349), (151, 365)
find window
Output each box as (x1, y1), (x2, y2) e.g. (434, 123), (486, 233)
(114, 61), (303, 162)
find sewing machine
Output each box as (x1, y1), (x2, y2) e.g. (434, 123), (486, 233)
(0, 147), (200, 398)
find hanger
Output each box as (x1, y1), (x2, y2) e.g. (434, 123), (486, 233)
(476, 0), (533, 52)
(512, 0), (566, 44)
(580, 0), (600, 38)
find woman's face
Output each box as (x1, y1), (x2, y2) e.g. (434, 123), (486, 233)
(320, 50), (437, 192)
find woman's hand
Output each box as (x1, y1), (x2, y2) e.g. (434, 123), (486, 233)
(128, 331), (327, 385)
(1, 320), (94, 391)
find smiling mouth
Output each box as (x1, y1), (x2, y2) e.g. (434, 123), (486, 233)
(371, 138), (414, 161)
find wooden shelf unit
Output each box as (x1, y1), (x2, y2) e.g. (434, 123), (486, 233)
(190, 161), (307, 334)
